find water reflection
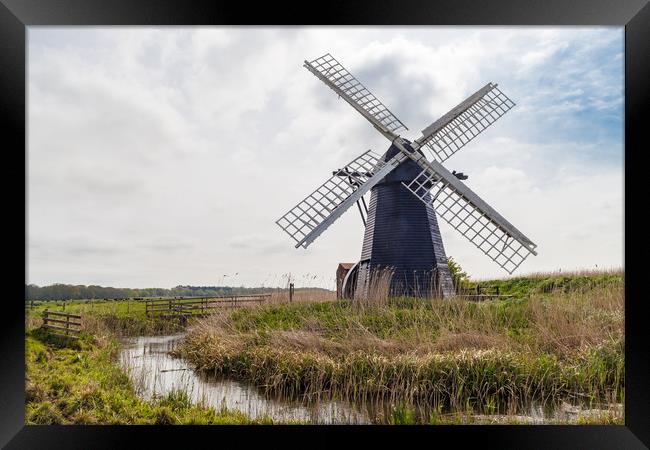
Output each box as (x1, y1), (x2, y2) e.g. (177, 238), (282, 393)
(119, 334), (622, 425)
(119, 334), (373, 424)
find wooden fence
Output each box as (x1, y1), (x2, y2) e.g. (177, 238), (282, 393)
(42, 310), (82, 339)
(145, 294), (271, 318)
(454, 284), (513, 301)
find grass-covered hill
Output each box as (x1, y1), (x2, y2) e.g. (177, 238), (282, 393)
(463, 269), (623, 298)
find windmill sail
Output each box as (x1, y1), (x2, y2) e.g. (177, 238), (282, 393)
(415, 83), (515, 162)
(402, 155), (537, 274)
(276, 150), (407, 249)
(304, 53), (408, 137)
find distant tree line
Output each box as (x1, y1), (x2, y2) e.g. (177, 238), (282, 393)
(24, 283), (328, 301)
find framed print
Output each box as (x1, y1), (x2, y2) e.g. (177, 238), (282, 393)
(2, 0), (648, 448)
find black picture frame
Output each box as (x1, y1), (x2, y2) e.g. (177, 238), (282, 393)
(2, 0), (648, 448)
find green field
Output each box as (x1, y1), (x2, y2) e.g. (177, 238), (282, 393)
(28, 298), (148, 317)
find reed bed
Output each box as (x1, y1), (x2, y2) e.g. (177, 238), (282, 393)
(178, 271), (624, 420)
(181, 341), (622, 413)
(268, 288), (336, 304)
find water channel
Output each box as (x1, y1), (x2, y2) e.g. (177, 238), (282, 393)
(120, 334), (376, 424)
(119, 334), (622, 425)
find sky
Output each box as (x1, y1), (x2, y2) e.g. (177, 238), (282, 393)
(27, 26), (624, 289)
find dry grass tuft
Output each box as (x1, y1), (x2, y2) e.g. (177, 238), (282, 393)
(268, 288), (336, 305)
(432, 330), (510, 352)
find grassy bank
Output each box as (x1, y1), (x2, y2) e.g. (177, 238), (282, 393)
(25, 328), (275, 424)
(178, 270), (624, 423)
(463, 269), (623, 299)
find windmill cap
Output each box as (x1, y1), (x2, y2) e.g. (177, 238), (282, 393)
(376, 142), (429, 186)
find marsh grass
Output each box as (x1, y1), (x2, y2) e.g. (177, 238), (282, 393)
(359, 267), (394, 308)
(269, 288), (336, 304)
(178, 270), (624, 423)
(24, 328), (281, 424)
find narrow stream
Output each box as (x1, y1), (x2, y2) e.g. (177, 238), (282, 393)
(119, 334), (374, 424)
(119, 334), (623, 425)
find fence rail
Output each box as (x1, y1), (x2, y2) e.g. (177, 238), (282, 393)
(145, 294), (271, 318)
(455, 293), (514, 301)
(454, 283), (514, 301)
(42, 310), (82, 339)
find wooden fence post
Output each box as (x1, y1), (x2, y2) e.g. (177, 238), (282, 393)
(289, 283), (294, 303)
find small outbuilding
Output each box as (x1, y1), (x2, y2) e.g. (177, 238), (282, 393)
(336, 263), (356, 299)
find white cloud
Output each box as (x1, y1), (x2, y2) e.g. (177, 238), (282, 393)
(27, 27), (623, 287)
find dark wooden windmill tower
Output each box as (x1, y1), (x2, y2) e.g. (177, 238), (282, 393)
(276, 53), (538, 299)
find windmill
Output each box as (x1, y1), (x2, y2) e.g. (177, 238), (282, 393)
(276, 53), (538, 299)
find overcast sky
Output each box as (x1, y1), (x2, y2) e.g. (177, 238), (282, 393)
(27, 27), (624, 289)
